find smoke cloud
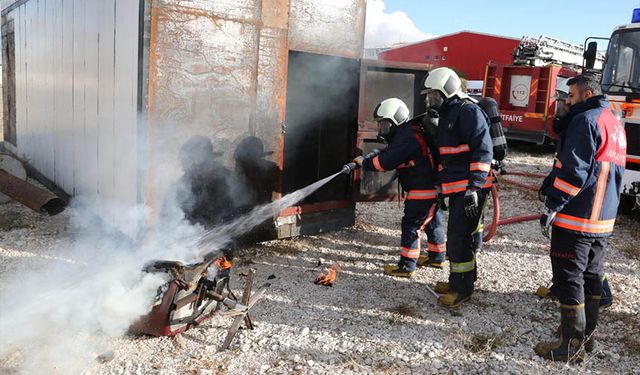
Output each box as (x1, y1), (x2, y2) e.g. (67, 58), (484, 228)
(0, 201), (174, 373)
(364, 0), (435, 48)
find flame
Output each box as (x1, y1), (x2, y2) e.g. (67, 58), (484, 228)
(315, 262), (341, 286)
(214, 256), (233, 270)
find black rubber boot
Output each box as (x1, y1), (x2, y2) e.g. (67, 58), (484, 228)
(585, 295), (600, 353)
(535, 304), (586, 362)
(600, 275), (613, 308)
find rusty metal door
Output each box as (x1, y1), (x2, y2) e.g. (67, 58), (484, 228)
(354, 60), (431, 202)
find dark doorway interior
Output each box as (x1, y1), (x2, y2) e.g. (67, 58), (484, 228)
(282, 51), (360, 203)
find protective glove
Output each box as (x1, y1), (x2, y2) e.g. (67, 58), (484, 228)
(435, 186), (447, 211)
(540, 208), (557, 239)
(353, 156), (364, 166)
(463, 189), (479, 217)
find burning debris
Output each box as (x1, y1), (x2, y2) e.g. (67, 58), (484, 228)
(315, 261), (342, 287)
(129, 251), (270, 350)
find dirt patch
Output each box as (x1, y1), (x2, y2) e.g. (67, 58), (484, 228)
(460, 333), (505, 354)
(0, 207), (34, 231)
(385, 303), (422, 318)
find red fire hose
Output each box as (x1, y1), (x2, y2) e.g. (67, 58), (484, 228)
(482, 171), (547, 242)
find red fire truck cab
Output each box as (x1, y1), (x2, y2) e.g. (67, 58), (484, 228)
(483, 63), (578, 144)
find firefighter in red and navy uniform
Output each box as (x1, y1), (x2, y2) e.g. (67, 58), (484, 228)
(536, 75), (627, 361)
(355, 98), (446, 277)
(421, 67), (494, 308)
(537, 88), (614, 308)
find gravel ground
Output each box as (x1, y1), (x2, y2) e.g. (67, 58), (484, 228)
(1, 149), (639, 374)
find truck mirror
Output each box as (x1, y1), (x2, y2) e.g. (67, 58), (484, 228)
(584, 41), (597, 69)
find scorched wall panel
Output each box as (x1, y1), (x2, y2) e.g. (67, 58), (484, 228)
(146, 1), (289, 210)
(288, 0), (365, 59)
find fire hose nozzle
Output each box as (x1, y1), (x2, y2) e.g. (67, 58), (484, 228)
(341, 162), (358, 174)
(341, 149), (379, 175)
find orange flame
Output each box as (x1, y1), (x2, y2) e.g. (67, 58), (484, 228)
(214, 256), (233, 270)
(315, 262), (341, 286)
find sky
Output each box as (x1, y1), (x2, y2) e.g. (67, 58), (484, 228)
(365, 0), (639, 48)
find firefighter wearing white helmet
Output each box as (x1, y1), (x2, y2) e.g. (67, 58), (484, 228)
(372, 98), (410, 143)
(423, 67), (494, 308)
(354, 98), (446, 277)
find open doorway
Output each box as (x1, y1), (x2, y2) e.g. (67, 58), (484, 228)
(282, 51), (360, 203)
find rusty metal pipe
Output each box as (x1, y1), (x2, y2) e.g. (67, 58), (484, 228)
(0, 170), (66, 215)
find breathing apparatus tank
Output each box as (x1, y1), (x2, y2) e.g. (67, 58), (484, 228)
(477, 97), (508, 161)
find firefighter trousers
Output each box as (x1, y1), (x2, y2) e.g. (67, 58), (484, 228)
(399, 199), (445, 270)
(446, 189), (487, 295)
(550, 229), (606, 305)
(425, 208), (446, 262)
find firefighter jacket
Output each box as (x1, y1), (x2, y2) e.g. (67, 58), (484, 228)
(436, 98), (493, 196)
(362, 120), (438, 199)
(542, 96), (627, 237)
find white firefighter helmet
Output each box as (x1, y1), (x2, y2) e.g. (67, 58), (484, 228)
(373, 98), (410, 126)
(421, 67), (463, 99)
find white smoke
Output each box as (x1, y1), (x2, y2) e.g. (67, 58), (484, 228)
(0, 200), (184, 373)
(364, 0), (435, 48)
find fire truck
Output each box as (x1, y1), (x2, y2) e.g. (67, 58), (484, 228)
(482, 35), (604, 144)
(584, 9), (640, 211)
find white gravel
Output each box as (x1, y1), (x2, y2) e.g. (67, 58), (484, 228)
(1, 148), (639, 374)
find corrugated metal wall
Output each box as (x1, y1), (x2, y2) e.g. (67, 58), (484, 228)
(11, 0), (139, 227)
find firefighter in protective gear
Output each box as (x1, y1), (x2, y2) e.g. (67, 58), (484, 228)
(356, 98), (445, 277)
(537, 89), (614, 309)
(422, 67), (493, 308)
(535, 75), (626, 361)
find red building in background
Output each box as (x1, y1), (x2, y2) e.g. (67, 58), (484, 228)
(378, 31), (520, 82)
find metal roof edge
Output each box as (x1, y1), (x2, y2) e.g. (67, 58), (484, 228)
(380, 30), (520, 54)
(1, 0), (29, 16)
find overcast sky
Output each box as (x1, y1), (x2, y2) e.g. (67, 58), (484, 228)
(365, 0), (637, 48)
